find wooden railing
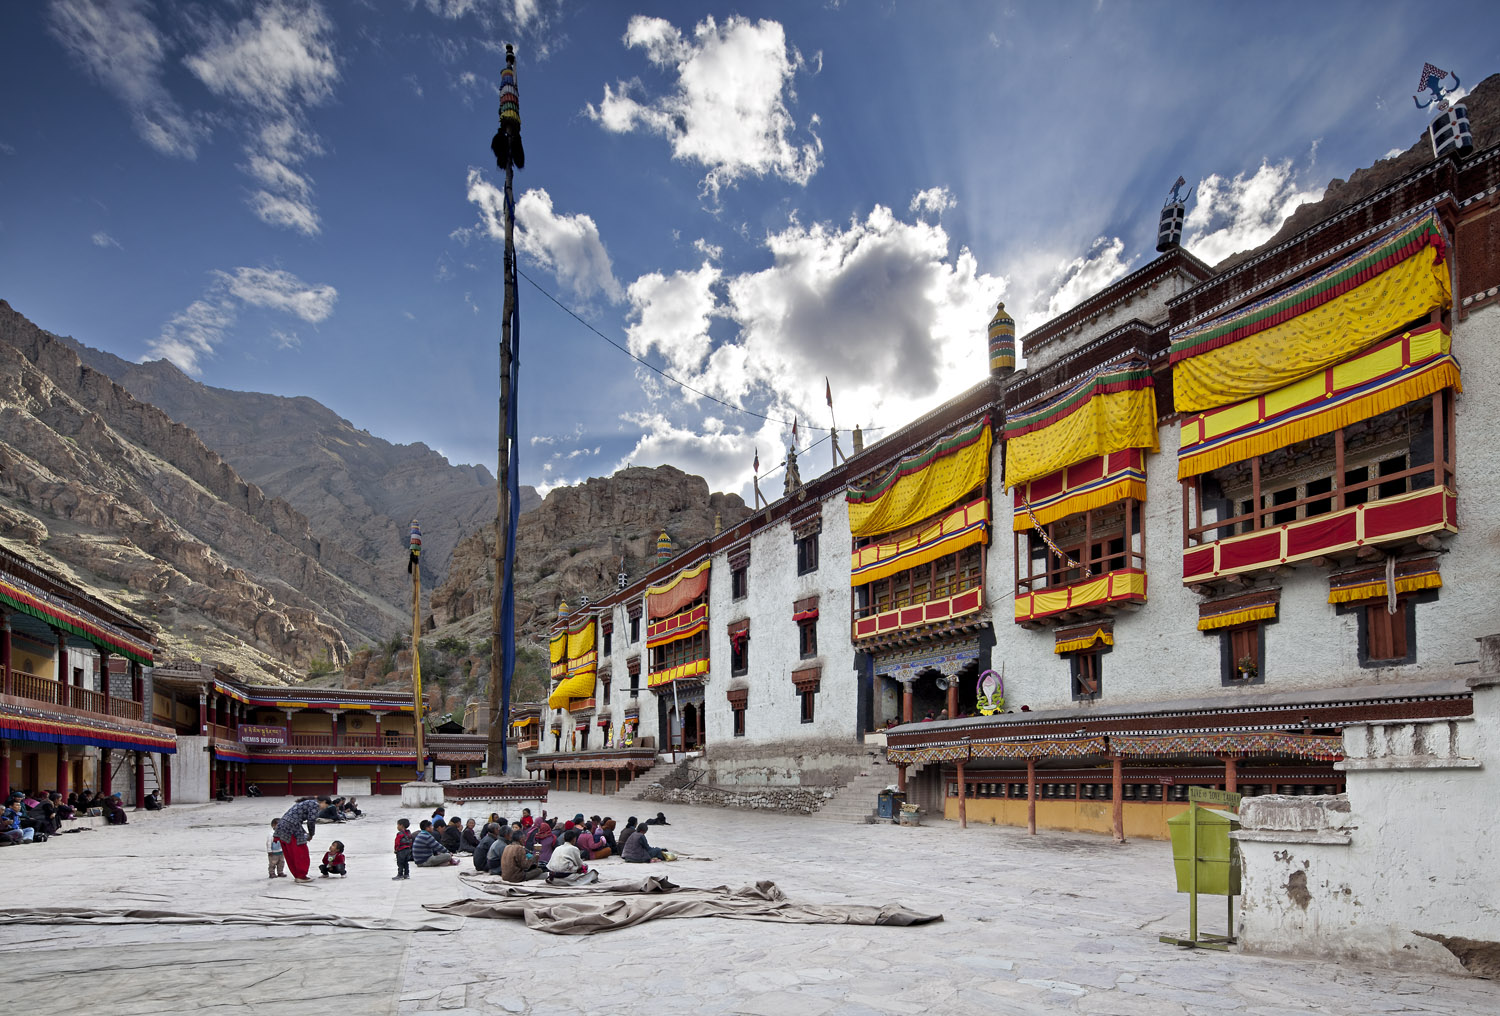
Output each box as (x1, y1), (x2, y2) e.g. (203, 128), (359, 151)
(4, 670), (143, 721)
(281, 733), (418, 750)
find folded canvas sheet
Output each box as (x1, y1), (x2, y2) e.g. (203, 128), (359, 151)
(428, 877), (942, 935)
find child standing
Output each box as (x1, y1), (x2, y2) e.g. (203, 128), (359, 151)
(320, 840), (347, 878)
(392, 818), (413, 880)
(267, 820), (286, 878)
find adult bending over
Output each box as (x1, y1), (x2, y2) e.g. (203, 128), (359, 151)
(275, 797), (331, 883)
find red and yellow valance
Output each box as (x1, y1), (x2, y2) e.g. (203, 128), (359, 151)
(1011, 450), (1145, 531)
(851, 498), (988, 586)
(647, 656), (709, 689)
(1054, 627), (1113, 655)
(1328, 560), (1442, 604)
(0, 708), (176, 753)
(547, 670), (597, 708)
(1198, 602), (1278, 631)
(847, 417), (991, 539)
(1177, 324), (1459, 479)
(1014, 569), (1146, 624)
(0, 577), (154, 665)
(1003, 360), (1158, 490)
(647, 603), (708, 649)
(1171, 211), (1450, 412)
(646, 559), (710, 620)
(1110, 731), (1343, 761)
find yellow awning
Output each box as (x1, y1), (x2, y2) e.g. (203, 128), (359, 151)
(847, 418), (991, 538)
(547, 671), (596, 708)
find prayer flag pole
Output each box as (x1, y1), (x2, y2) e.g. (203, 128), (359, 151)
(409, 521), (426, 779)
(487, 44), (525, 775)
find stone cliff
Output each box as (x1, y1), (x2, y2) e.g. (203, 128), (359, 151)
(432, 465), (752, 640)
(0, 300), (405, 680)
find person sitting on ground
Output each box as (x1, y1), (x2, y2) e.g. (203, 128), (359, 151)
(246, 784), (262, 797)
(500, 828), (545, 883)
(318, 798), (346, 823)
(319, 840), (347, 878)
(103, 793), (128, 825)
(30, 794), (60, 835)
(215, 786), (234, 802)
(75, 788), (96, 814)
(412, 819), (458, 867)
(431, 806), (447, 823)
(517, 807), (533, 829)
(576, 822), (611, 860)
(50, 792), (76, 823)
(142, 790), (162, 812)
(622, 822), (668, 863)
(546, 828), (594, 884)
(473, 823), (499, 872)
(437, 817), (463, 855)
(486, 826), (511, 874)
(339, 797), (363, 819)
(460, 818), (480, 853)
(531, 821), (558, 866)
(599, 817), (619, 854)
(0, 808), (33, 844)
(645, 811), (670, 826)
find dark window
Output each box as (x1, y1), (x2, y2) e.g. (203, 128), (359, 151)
(798, 620), (817, 659)
(628, 668), (640, 695)
(629, 616), (640, 643)
(1069, 651), (1102, 701)
(731, 633), (749, 676)
(578, 726), (589, 750)
(733, 706), (746, 737)
(796, 533), (819, 575)
(602, 677), (612, 703)
(732, 566), (748, 600)
(1365, 600), (1411, 664)
(1219, 623), (1265, 686)
(800, 689), (816, 723)
(603, 628), (613, 656)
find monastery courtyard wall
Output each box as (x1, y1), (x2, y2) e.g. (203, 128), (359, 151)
(1, 792), (1489, 1014)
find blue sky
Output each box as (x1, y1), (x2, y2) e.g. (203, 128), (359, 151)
(1, 1), (1494, 500)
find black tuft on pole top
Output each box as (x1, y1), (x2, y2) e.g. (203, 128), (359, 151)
(491, 43), (525, 170)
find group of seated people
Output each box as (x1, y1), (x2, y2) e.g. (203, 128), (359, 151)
(457, 809), (675, 880)
(2, 787), (135, 843)
(317, 797), (365, 823)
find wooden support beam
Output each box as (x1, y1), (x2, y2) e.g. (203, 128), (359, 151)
(1111, 755), (1124, 844)
(1027, 758), (1037, 836)
(956, 761), (967, 829)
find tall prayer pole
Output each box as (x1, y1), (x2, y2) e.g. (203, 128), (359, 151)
(408, 521), (425, 778)
(487, 44), (525, 775)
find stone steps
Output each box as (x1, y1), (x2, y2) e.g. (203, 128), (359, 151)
(810, 752), (899, 823)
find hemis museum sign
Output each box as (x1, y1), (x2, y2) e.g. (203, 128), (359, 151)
(237, 724), (288, 746)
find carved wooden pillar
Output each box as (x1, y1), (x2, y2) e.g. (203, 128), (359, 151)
(133, 751), (146, 809)
(955, 760), (967, 828)
(1224, 755), (1239, 794)
(901, 680), (914, 725)
(1111, 755), (1125, 844)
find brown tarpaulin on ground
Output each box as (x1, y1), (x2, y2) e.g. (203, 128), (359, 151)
(426, 875), (942, 935)
(0, 906), (463, 932)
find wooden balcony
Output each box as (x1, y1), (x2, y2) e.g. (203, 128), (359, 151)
(1014, 569), (1147, 625)
(1183, 485), (1456, 586)
(275, 733), (418, 749)
(852, 587), (984, 642)
(566, 697), (597, 714)
(4, 670), (144, 721)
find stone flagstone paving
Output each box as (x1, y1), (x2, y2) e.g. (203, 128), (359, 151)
(0, 792), (1491, 1015)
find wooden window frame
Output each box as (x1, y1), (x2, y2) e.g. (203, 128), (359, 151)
(796, 532), (820, 575)
(853, 544), (984, 622)
(1067, 647), (1106, 702)
(731, 565), (748, 601)
(732, 706), (746, 737)
(1015, 500), (1144, 599)
(1218, 622), (1267, 687)
(800, 689), (816, 724)
(798, 619), (818, 659)
(1183, 388), (1455, 550)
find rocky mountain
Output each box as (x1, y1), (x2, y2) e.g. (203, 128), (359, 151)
(0, 300), (405, 679)
(432, 465), (752, 641)
(58, 336), (540, 605)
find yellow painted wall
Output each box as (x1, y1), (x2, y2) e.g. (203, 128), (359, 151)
(943, 797), (1195, 841)
(12, 635), (55, 679)
(291, 712), (334, 734)
(380, 715), (415, 736)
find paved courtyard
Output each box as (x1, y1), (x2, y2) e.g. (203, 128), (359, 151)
(0, 792), (1490, 1016)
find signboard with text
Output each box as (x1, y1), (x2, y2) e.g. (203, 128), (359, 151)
(237, 724), (288, 746)
(1187, 786), (1242, 809)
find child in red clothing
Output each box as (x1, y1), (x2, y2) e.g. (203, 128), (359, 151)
(393, 818), (414, 880)
(319, 840), (346, 878)
(518, 808), (533, 829)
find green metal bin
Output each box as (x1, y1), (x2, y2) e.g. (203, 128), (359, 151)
(1167, 805), (1241, 896)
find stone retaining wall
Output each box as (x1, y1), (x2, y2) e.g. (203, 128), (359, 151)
(637, 781), (836, 814)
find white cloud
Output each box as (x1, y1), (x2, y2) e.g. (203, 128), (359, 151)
(587, 15), (822, 200)
(1030, 237), (1135, 327)
(909, 186), (956, 217)
(47, 0), (207, 158)
(458, 172), (624, 302)
(625, 263), (720, 377)
(1184, 158), (1323, 266)
(215, 267), (337, 322)
(610, 204), (1004, 498)
(90, 230), (121, 249)
(1382, 146), (1406, 161)
(145, 265), (336, 374)
(183, 1), (339, 235)
(693, 238), (723, 261)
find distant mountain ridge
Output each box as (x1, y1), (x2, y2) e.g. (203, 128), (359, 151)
(59, 334), (540, 606)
